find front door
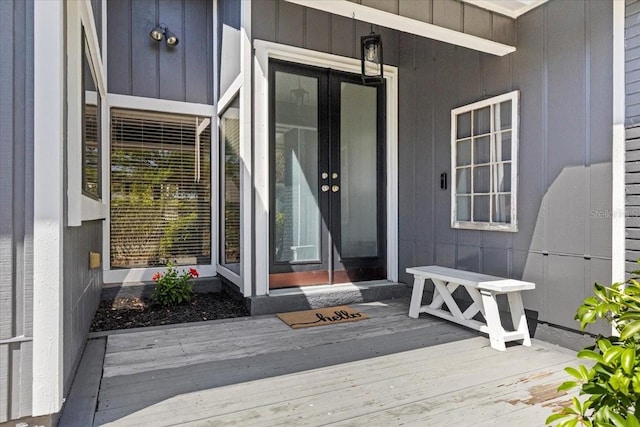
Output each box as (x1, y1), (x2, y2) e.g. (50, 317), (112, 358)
(269, 60), (386, 288)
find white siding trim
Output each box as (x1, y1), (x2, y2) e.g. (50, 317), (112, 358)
(284, 0), (515, 56)
(612, 0), (625, 285)
(107, 94), (216, 116)
(240, 0), (253, 297)
(32, 0), (64, 416)
(253, 40), (400, 295)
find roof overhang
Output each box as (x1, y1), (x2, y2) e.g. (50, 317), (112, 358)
(284, 0), (516, 57)
(461, 0), (548, 19)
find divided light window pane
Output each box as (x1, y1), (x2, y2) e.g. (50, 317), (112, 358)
(452, 91), (518, 231)
(110, 109), (212, 268)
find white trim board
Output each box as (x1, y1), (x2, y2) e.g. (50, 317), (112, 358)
(612, 0), (625, 286)
(253, 40), (399, 296)
(33, 0), (65, 416)
(284, 0), (515, 57)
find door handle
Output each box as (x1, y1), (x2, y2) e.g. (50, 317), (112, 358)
(321, 185), (330, 192)
(331, 185), (340, 192)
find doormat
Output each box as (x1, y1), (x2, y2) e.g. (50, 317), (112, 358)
(276, 305), (369, 329)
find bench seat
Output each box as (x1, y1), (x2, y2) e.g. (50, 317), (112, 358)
(407, 265), (535, 351)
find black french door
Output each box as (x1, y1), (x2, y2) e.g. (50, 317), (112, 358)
(269, 60), (386, 288)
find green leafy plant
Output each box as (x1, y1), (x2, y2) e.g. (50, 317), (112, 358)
(151, 263), (199, 306)
(546, 270), (640, 426)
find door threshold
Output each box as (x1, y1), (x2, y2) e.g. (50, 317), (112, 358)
(269, 280), (396, 296)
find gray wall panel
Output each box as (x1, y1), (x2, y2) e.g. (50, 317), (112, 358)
(0, 0), (34, 421)
(107, 0), (131, 95)
(252, 0), (277, 42)
(463, 5), (491, 40)
(107, 0), (213, 104)
(63, 221), (103, 395)
(305, 9), (331, 53)
(546, 0), (586, 256)
(545, 255), (585, 327)
(185, 0), (211, 105)
(331, 15), (354, 58)
(432, 0), (462, 32)
(158, 0), (185, 101)
(398, 34), (416, 242)
(398, 0), (431, 23)
(278, 0), (304, 48)
(627, 1), (640, 125)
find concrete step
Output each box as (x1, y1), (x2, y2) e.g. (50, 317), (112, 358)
(248, 281), (411, 315)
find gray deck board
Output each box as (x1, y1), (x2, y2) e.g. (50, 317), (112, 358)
(92, 299), (580, 426)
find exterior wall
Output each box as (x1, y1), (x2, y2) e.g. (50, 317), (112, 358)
(0, 0), (34, 422)
(627, 0), (640, 126)
(107, 0), (214, 105)
(347, 0), (515, 45)
(62, 223), (102, 394)
(252, 0), (613, 335)
(398, 0), (613, 334)
(252, 0), (400, 65)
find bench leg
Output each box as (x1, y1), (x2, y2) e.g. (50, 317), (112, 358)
(480, 289), (506, 351)
(408, 277), (426, 318)
(508, 292), (532, 346)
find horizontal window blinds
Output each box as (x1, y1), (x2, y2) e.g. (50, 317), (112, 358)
(110, 108), (211, 268)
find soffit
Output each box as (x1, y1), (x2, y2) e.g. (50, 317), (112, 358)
(461, 0), (548, 19)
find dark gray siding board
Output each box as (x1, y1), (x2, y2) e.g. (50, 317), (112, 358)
(627, 127), (640, 275)
(62, 222), (103, 395)
(397, 0), (612, 333)
(107, 0), (213, 104)
(0, 0), (34, 422)
(627, 0), (640, 125)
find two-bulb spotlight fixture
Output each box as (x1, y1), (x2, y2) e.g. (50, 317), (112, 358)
(149, 25), (179, 46)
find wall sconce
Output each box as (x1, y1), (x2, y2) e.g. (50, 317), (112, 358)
(149, 25), (179, 47)
(361, 30), (383, 85)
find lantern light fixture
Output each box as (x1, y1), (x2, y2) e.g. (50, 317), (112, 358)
(361, 30), (383, 85)
(149, 25), (179, 47)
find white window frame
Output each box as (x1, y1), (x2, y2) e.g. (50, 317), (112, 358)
(216, 76), (243, 287)
(103, 94), (217, 284)
(450, 90), (519, 232)
(67, 0), (108, 226)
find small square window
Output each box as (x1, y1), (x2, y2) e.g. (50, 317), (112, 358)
(451, 91), (518, 232)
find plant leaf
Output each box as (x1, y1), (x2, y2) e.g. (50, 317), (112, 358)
(620, 320), (640, 340)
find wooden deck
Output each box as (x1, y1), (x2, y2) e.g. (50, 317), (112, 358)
(90, 299), (578, 426)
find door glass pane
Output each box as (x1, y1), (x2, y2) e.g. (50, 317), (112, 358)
(340, 82), (378, 258)
(220, 96), (241, 272)
(273, 71), (320, 263)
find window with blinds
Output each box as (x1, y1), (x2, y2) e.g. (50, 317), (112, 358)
(110, 108), (212, 268)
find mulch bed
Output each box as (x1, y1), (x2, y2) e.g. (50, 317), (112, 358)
(90, 291), (249, 332)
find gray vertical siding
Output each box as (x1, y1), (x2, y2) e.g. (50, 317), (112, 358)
(0, 0), (34, 423)
(62, 223), (103, 394)
(107, 0), (213, 105)
(253, 0), (613, 335)
(627, 0), (640, 126)
(345, 0), (516, 45)
(397, 0), (612, 335)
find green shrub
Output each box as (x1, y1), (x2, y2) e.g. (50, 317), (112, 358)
(547, 271), (640, 426)
(151, 263), (198, 306)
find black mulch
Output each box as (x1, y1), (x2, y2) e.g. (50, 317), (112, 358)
(90, 291), (250, 332)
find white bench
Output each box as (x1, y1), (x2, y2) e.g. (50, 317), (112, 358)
(407, 265), (535, 351)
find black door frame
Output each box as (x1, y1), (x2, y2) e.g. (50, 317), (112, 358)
(268, 59), (386, 288)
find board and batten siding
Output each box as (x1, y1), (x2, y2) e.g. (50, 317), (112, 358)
(397, 0), (612, 335)
(0, 0), (34, 422)
(627, 127), (640, 275)
(107, 0), (214, 105)
(627, 0), (640, 126)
